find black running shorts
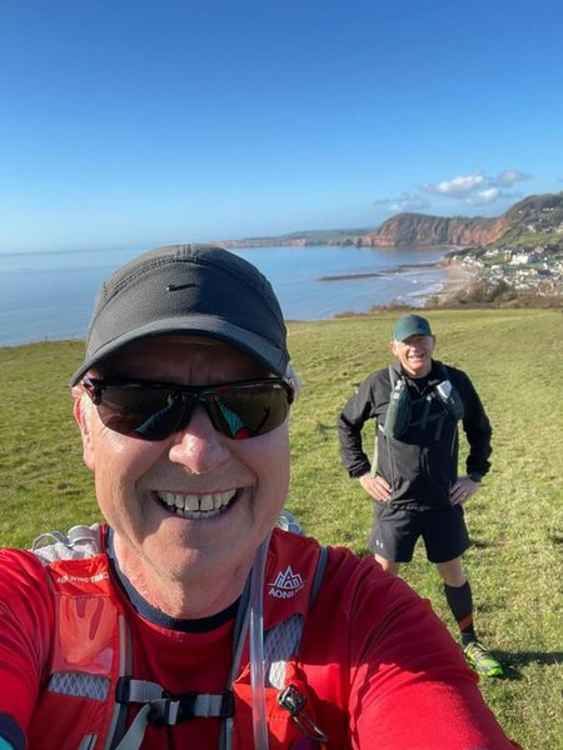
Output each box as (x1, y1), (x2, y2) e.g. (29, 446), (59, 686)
(369, 504), (470, 563)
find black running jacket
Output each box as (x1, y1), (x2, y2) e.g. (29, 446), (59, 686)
(337, 359), (492, 508)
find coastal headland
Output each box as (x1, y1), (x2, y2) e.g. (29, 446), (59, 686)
(220, 192), (563, 305)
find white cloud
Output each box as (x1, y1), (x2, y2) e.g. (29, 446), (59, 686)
(494, 169), (531, 187)
(373, 168), (532, 218)
(373, 191), (430, 213)
(421, 169), (531, 206)
(466, 187), (500, 205)
(423, 173), (487, 196)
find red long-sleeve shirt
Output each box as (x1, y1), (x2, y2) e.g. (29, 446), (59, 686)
(0, 528), (519, 749)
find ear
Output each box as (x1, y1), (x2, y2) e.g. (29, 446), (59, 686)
(72, 388), (95, 472)
(390, 340), (399, 357)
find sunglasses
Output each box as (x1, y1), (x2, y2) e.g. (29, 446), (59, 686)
(82, 376), (294, 442)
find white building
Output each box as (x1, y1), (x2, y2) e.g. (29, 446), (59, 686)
(511, 253), (529, 265)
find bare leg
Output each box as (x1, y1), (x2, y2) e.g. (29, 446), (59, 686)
(436, 556), (466, 587)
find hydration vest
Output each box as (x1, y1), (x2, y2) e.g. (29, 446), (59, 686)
(28, 523), (329, 750)
(382, 363), (465, 441)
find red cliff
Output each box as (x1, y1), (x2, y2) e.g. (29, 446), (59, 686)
(362, 213), (508, 247)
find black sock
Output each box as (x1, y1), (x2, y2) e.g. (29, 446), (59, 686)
(444, 581), (477, 646)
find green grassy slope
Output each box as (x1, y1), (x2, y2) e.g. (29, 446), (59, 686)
(1, 308), (562, 748)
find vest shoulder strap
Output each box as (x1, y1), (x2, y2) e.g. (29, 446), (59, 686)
(438, 362), (452, 383)
(30, 524), (103, 565)
(310, 545), (328, 608)
(264, 543), (328, 689)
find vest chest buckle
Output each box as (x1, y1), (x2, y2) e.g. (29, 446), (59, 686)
(116, 676), (235, 727)
(278, 684), (328, 744)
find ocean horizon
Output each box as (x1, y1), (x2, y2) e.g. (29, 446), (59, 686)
(0, 244), (449, 347)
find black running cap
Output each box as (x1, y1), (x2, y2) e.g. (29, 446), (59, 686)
(70, 244), (289, 385)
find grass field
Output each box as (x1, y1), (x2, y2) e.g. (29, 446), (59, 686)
(1, 307), (562, 748)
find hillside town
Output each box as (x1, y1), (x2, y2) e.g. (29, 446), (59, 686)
(445, 197), (563, 297)
(447, 241), (563, 296)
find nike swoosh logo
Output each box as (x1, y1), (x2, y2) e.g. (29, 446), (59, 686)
(166, 283), (197, 292)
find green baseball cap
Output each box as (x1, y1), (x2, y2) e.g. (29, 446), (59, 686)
(393, 314), (433, 342)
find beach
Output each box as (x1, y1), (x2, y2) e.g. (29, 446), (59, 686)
(430, 261), (479, 304)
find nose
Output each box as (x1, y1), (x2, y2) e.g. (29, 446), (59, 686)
(168, 405), (232, 474)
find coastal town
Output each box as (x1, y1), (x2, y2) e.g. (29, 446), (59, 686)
(388, 193), (563, 299)
(447, 239), (563, 297)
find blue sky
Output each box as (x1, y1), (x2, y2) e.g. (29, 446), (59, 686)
(1, 0), (563, 253)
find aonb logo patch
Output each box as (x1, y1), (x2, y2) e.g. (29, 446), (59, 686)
(268, 565), (305, 599)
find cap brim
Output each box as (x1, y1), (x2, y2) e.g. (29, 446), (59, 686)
(70, 314), (288, 385)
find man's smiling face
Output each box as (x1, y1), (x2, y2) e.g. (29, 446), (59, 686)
(74, 335), (290, 610)
(391, 334), (436, 378)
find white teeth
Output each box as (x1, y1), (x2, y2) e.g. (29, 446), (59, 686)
(200, 494), (214, 511)
(157, 489), (237, 517)
(185, 495), (199, 512)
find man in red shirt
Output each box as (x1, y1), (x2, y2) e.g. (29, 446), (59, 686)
(0, 244), (519, 749)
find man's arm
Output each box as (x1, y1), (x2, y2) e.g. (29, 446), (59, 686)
(0, 550), (53, 749)
(337, 375), (380, 479)
(458, 371), (493, 479)
(344, 557), (520, 749)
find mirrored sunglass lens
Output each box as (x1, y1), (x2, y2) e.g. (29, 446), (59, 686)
(210, 385), (289, 439)
(98, 387), (185, 440)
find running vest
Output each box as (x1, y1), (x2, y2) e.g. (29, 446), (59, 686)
(27, 524), (329, 750)
(382, 364), (465, 441)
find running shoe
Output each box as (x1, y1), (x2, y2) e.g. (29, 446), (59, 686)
(464, 640), (504, 677)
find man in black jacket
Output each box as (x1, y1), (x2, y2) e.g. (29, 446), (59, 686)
(337, 313), (503, 677)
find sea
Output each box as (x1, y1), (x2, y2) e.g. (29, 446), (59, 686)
(0, 244), (449, 347)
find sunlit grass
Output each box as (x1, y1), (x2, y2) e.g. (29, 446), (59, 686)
(1, 308), (562, 748)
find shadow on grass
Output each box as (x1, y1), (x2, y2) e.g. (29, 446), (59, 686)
(491, 651), (563, 681)
(469, 537), (494, 549)
(316, 422), (337, 434)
